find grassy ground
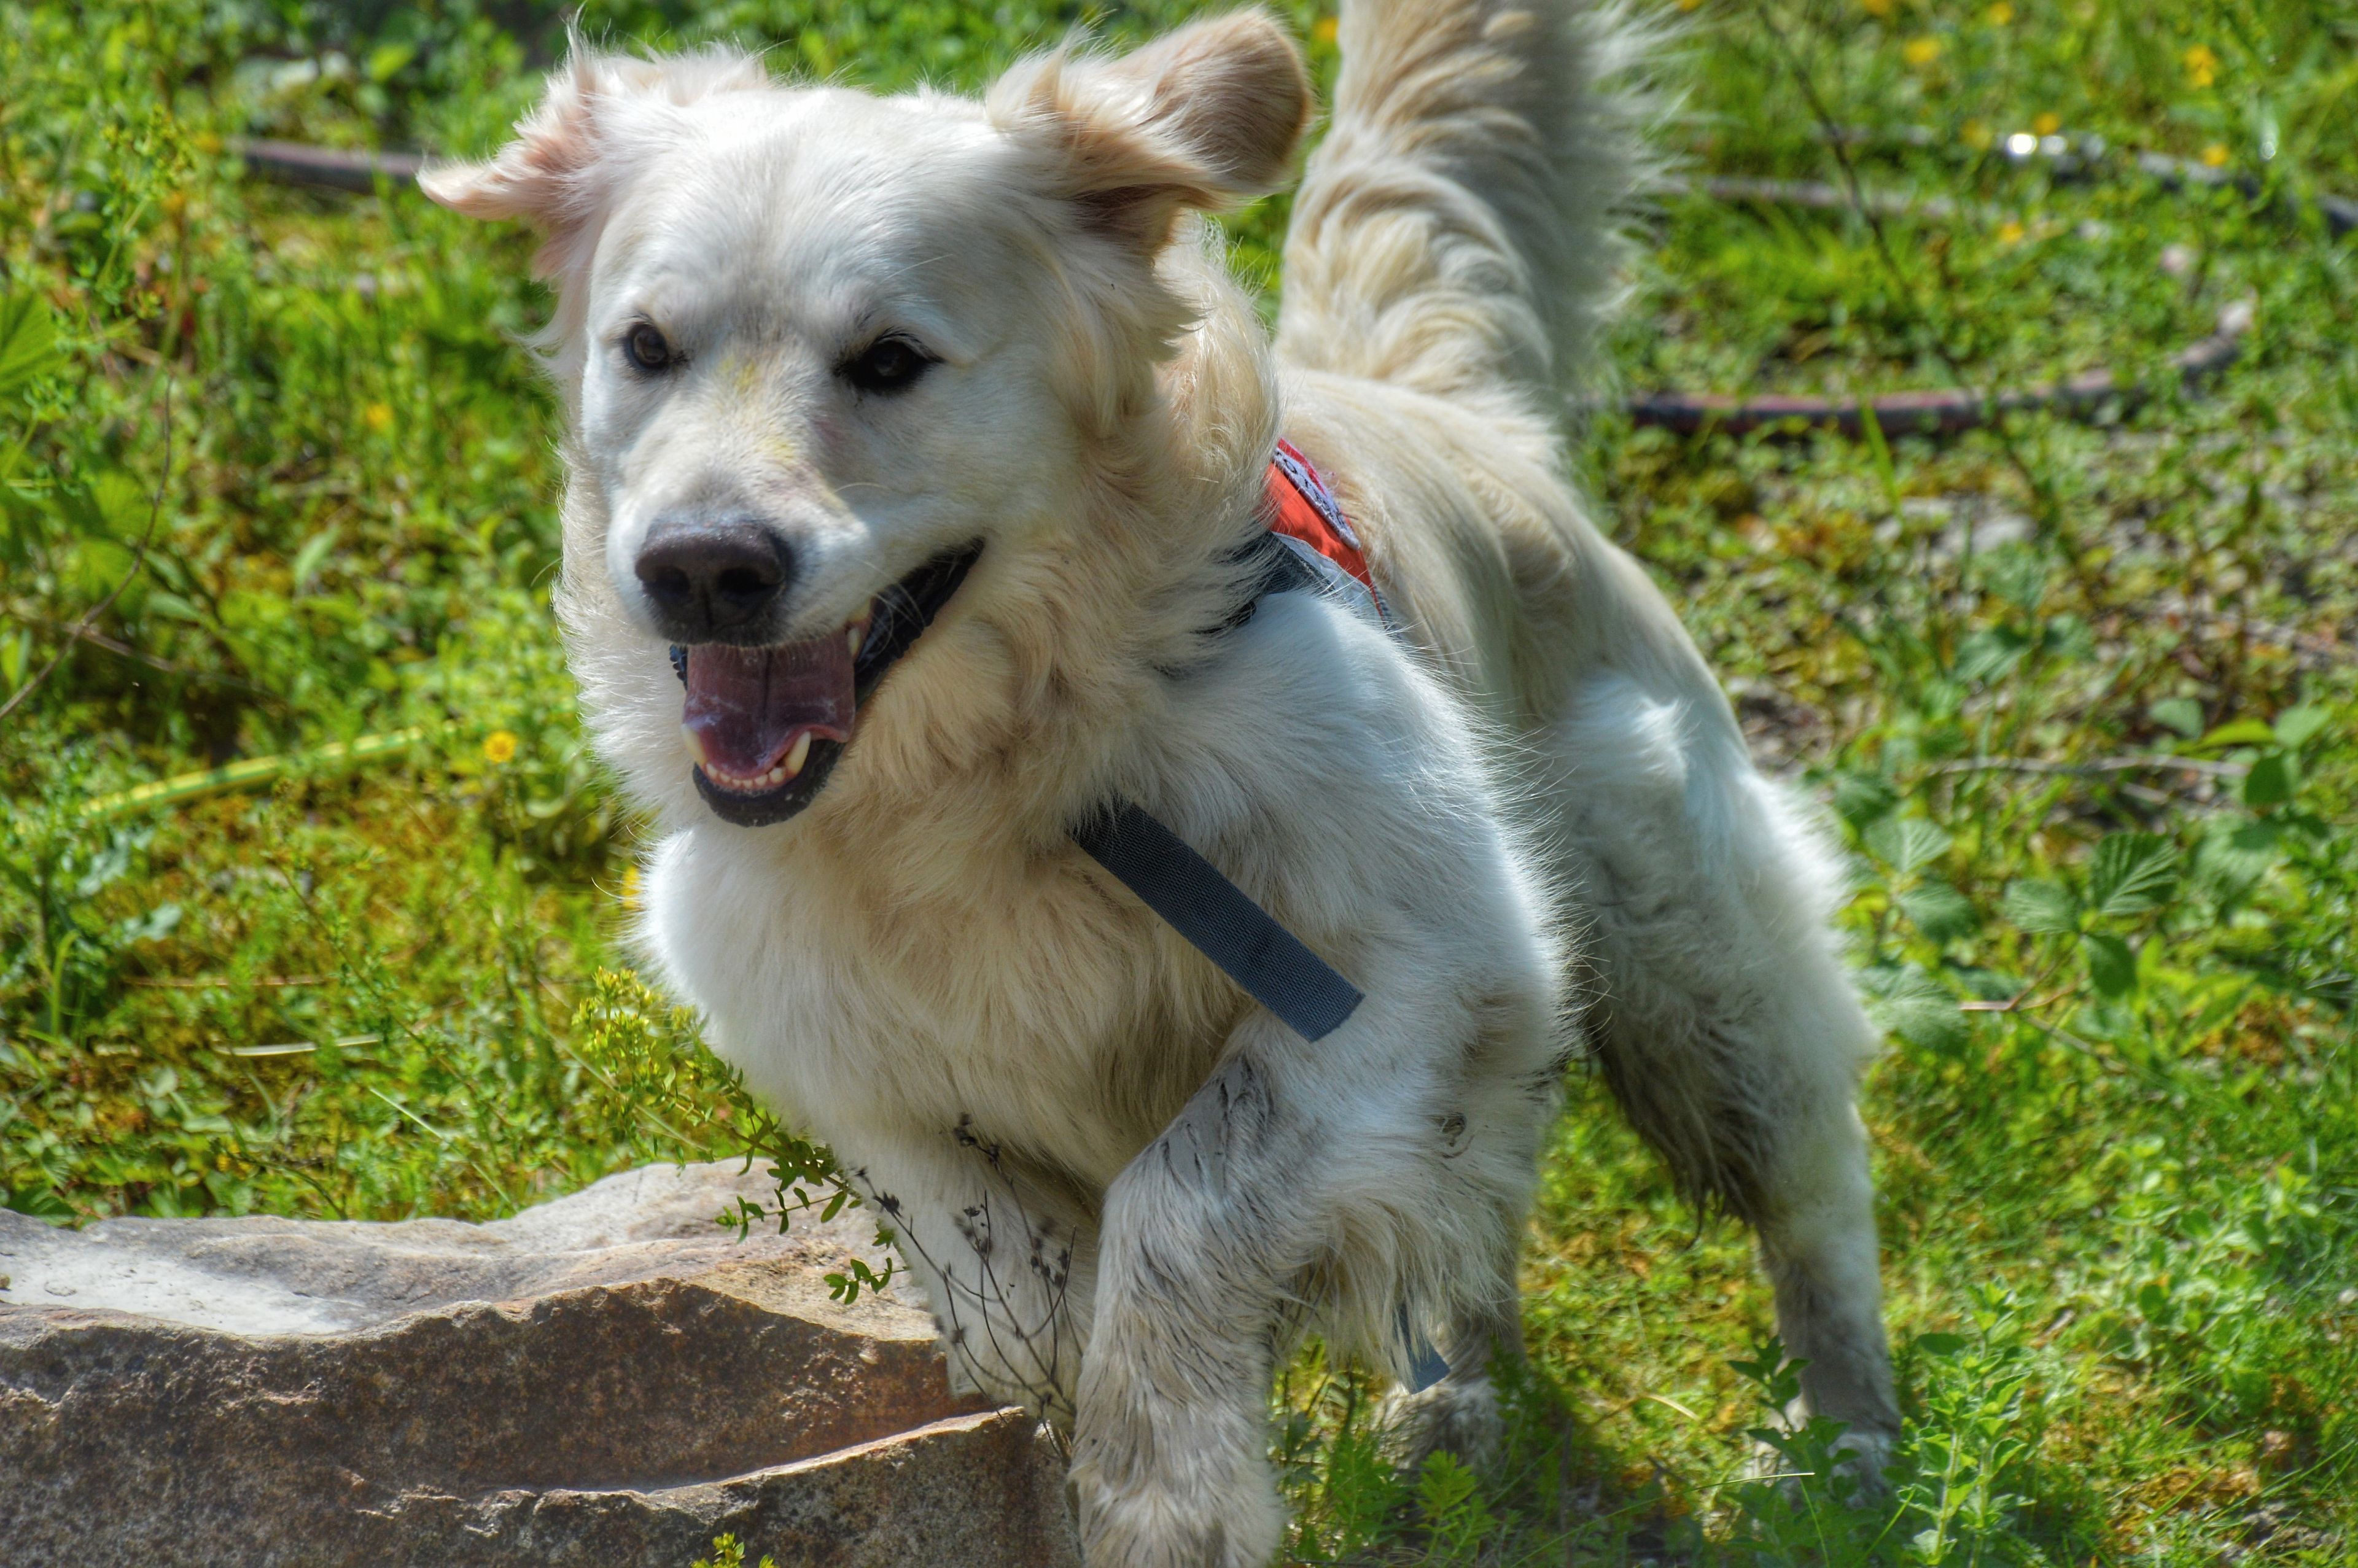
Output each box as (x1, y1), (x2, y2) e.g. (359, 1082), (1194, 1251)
(2, 0), (2352, 1562)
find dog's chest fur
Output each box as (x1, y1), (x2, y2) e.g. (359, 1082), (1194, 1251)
(643, 802), (1251, 1190)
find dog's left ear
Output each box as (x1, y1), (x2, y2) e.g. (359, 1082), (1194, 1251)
(988, 9), (1312, 250)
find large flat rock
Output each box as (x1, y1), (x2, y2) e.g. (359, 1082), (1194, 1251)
(0, 1163), (1079, 1567)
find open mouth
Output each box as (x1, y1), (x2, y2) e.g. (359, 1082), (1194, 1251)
(674, 542), (982, 827)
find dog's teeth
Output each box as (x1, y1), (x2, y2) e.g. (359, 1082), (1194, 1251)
(783, 731), (812, 778)
(765, 767), (784, 786)
(847, 625), (863, 657)
(682, 725), (708, 767)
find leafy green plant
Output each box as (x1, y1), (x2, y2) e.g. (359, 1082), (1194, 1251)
(689, 1533), (777, 1568)
(567, 966), (897, 1299)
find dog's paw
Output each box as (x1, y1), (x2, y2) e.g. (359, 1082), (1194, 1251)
(1374, 1373), (1504, 1477)
(1830, 1424), (1897, 1497)
(1079, 1483), (1283, 1568)
(1746, 1421), (1897, 1502)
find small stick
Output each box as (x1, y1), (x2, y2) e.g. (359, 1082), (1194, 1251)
(1926, 754), (2249, 780)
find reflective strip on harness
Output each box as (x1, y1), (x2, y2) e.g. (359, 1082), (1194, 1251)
(1070, 802), (1364, 1043)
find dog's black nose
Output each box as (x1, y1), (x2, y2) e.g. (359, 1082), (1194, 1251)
(634, 516), (796, 642)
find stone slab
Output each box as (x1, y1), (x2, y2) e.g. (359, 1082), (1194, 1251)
(0, 1163), (1080, 1567)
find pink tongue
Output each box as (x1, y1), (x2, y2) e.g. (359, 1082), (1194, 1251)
(683, 638), (855, 777)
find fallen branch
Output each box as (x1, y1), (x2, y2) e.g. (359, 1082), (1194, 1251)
(1622, 300), (2251, 438)
(84, 726), (440, 820)
(128, 973), (335, 989)
(232, 138), (422, 192)
(1926, 753), (2250, 780)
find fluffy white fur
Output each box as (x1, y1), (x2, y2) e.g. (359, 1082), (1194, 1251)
(427, 2), (1899, 1561)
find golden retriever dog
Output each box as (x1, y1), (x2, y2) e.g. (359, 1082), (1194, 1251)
(426, 0), (1899, 1558)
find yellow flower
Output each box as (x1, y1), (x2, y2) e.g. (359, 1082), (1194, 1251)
(1313, 14), (1339, 43)
(2201, 142), (2230, 168)
(1963, 120), (1993, 150)
(2033, 111), (2061, 136)
(482, 729), (519, 764)
(621, 864), (642, 911)
(2183, 44), (2217, 87)
(362, 402), (392, 432)
(1902, 35), (1942, 66)
(1862, 0), (1893, 17)
(1985, 1), (2013, 24)
(1998, 219), (2026, 246)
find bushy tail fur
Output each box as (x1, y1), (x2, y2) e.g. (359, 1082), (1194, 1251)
(1275, 0), (1652, 403)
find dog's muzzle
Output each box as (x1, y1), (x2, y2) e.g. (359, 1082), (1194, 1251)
(673, 541), (982, 828)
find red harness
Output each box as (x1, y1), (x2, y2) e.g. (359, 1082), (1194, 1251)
(1263, 439), (1390, 627)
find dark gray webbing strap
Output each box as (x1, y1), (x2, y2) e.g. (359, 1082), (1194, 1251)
(1070, 802), (1363, 1042)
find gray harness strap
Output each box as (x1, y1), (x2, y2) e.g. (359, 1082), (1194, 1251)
(1068, 802), (1362, 1043)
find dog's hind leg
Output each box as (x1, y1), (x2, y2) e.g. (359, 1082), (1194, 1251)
(1371, 1240), (1525, 1475)
(1550, 672), (1901, 1477)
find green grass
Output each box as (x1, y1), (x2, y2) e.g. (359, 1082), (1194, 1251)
(2, 0), (2352, 1562)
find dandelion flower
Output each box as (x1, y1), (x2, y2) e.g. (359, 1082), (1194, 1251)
(1903, 35), (1942, 66)
(363, 402), (393, 433)
(621, 864), (642, 911)
(1998, 220), (2026, 245)
(482, 729), (519, 764)
(1862, 0), (1893, 17)
(2033, 112), (2061, 136)
(1985, 2), (2013, 24)
(2183, 44), (2217, 88)
(2201, 143), (2230, 168)
(1313, 14), (1339, 43)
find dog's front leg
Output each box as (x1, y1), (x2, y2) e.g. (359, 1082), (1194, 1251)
(1070, 1042), (1307, 1568)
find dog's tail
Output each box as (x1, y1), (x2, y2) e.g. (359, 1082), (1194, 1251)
(1274, 0), (1655, 404)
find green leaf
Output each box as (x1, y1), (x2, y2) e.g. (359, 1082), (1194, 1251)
(2272, 705), (2330, 753)
(2001, 879), (2079, 934)
(1832, 770), (1899, 827)
(0, 290), (61, 398)
(1897, 879), (1979, 942)
(1858, 400), (1901, 512)
(2083, 933), (2138, 998)
(2088, 833), (2177, 918)
(367, 41), (417, 82)
(1859, 963), (1967, 1052)
(1866, 816), (1952, 876)
(2192, 818), (2281, 899)
(1951, 625), (2031, 686)
(2148, 697), (2204, 738)
(2193, 718), (2277, 751)
(290, 526), (340, 592)
(2242, 753), (2294, 808)
(1913, 1332), (1968, 1357)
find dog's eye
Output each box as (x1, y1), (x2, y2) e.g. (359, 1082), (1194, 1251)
(623, 324), (674, 373)
(841, 336), (935, 395)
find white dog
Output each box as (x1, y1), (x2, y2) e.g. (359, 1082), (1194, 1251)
(426, 1), (1899, 1559)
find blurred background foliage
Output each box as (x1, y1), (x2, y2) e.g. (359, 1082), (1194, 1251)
(1, 0), (2352, 1561)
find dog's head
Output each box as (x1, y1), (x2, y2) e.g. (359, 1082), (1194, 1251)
(424, 15), (1309, 827)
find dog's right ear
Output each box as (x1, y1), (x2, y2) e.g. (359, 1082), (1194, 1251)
(988, 9), (1313, 252)
(420, 46), (768, 276)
